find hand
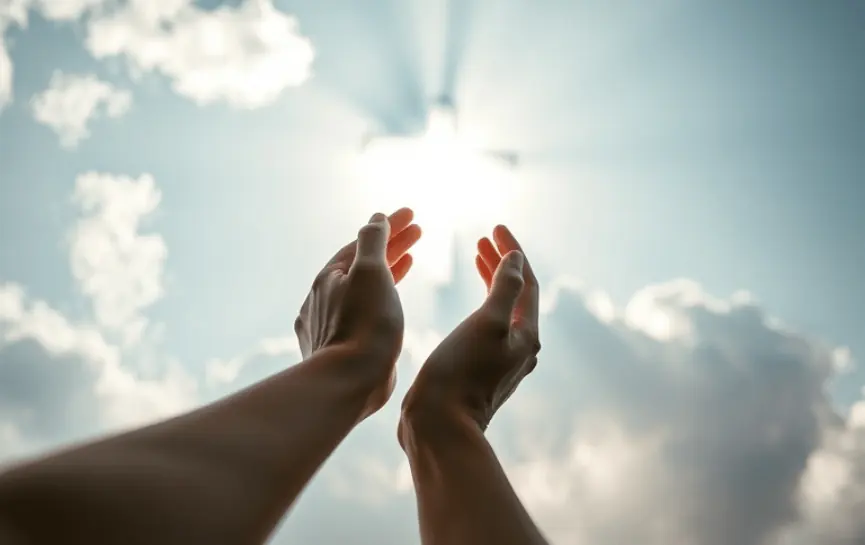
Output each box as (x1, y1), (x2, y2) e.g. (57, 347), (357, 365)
(401, 225), (541, 434)
(295, 208), (422, 411)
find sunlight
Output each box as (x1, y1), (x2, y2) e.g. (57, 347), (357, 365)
(355, 107), (521, 283)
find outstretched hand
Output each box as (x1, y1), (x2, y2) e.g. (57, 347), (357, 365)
(295, 208), (422, 414)
(401, 225), (541, 433)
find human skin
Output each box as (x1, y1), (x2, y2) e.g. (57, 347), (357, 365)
(0, 208), (422, 545)
(399, 224), (550, 545)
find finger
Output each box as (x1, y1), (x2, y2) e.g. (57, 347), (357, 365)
(387, 224), (422, 265)
(387, 207), (415, 239)
(391, 253), (414, 284)
(477, 237), (501, 274)
(492, 225), (536, 285)
(475, 254), (493, 291)
(483, 250), (525, 326)
(493, 225), (539, 327)
(329, 207), (415, 267)
(354, 212), (390, 263)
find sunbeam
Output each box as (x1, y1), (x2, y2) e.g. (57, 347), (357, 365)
(352, 103), (521, 283)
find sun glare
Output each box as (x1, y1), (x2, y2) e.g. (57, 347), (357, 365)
(355, 109), (521, 282)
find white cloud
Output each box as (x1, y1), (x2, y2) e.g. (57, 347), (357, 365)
(33, 0), (105, 21)
(31, 71), (132, 147)
(69, 172), (167, 345)
(317, 278), (865, 545)
(205, 334), (300, 386)
(2, 0), (311, 113)
(0, 171), (193, 462)
(0, 282), (196, 461)
(496, 280), (865, 545)
(86, 0), (314, 108)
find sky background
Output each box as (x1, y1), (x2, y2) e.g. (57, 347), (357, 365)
(1, 1), (865, 544)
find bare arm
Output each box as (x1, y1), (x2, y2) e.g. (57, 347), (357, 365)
(0, 343), (376, 545)
(401, 405), (549, 545)
(400, 225), (549, 545)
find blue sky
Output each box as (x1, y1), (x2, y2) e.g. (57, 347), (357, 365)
(1, 1), (865, 544)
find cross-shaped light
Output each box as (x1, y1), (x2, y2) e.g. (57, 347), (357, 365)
(356, 103), (521, 282)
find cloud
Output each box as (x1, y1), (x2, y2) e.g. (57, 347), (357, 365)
(493, 279), (864, 545)
(0, 171), (196, 463)
(205, 334), (300, 387)
(314, 278), (865, 545)
(32, 0), (105, 21)
(85, 0), (314, 108)
(0, 282), (196, 462)
(68, 172), (167, 346)
(31, 71), (131, 147)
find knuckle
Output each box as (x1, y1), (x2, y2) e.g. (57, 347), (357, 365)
(350, 257), (385, 278)
(503, 270), (525, 290)
(358, 222), (387, 239)
(479, 311), (511, 339)
(518, 327), (541, 355)
(293, 315), (304, 334)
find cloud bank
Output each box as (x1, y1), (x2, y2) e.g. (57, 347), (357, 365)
(295, 278), (864, 545)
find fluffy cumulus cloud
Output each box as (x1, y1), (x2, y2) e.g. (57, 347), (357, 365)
(295, 277), (864, 545)
(0, 171), (195, 462)
(31, 71), (131, 147)
(1, 0), (312, 112)
(493, 279), (865, 545)
(69, 172), (167, 346)
(0, 0), (99, 110)
(0, 282), (195, 461)
(85, 0), (314, 108)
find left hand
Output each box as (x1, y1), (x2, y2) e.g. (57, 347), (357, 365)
(295, 208), (422, 408)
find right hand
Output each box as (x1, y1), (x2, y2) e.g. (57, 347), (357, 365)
(400, 225), (541, 435)
(295, 208), (421, 416)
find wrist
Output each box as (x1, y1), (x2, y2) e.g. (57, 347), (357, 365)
(313, 341), (396, 418)
(398, 394), (481, 455)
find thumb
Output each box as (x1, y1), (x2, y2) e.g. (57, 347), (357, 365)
(354, 212), (390, 263)
(483, 250), (525, 324)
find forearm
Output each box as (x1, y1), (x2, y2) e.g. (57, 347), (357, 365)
(400, 406), (549, 545)
(0, 343), (373, 545)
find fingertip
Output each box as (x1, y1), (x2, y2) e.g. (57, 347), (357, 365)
(394, 206), (414, 220)
(370, 212), (388, 223)
(392, 253), (414, 284)
(387, 207), (415, 231)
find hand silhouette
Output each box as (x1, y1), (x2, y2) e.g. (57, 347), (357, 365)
(401, 225), (540, 433)
(295, 208), (422, 414)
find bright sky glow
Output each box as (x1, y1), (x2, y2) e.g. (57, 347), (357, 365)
(356, 106), (522, 282)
